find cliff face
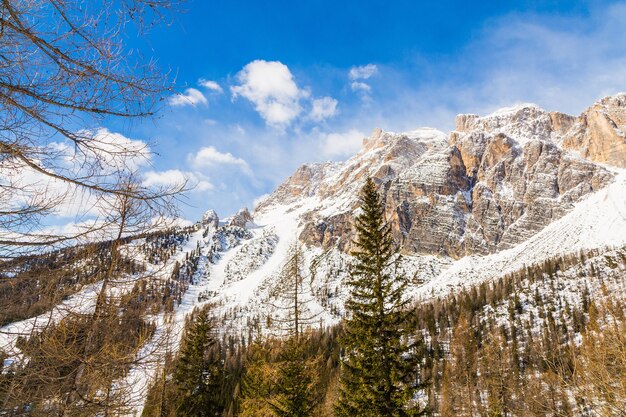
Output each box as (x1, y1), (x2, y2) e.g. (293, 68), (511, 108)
(256, 96), (621, 258)
(449, 104), (612, 255)
(562, 93), (626, 167)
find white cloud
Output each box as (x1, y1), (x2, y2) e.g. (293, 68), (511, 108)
(350, 81), (372, 93)
(231, 60), (306, 127)
(189, 146), (250, 173)
(320, 129), (366, 158)
(85, 128), (151, 171)
(310, 96), (338, 121)
(349, 64), (378, 80)
(198, 79), (223, 93)
(348, 64), (378, 101)
(0, 128), (154, 221)
(169, 88), (208, 107)
(143, 169), (213, 192)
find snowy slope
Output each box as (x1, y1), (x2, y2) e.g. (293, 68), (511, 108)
(3, 96), (626, 415)
(415, 168), (626, 298)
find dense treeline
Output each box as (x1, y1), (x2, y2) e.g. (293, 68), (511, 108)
(0, 227), (202, 415)
(143, 260), (625, 416)
(413, 248), (626, 416)
(142, 306), (342, 417)
(0, 228), (195, 326)
(0, 242), (143, 326)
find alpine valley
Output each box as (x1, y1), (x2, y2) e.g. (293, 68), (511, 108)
(2, 93), (626, 416)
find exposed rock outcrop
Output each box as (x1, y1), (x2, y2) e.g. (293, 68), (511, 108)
(255, 95), (621, 259)
(200, 209), (220, 229)
(562, 93), (626, 167)
(229, 208), (254, 228)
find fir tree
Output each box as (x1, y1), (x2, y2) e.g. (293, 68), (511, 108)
(269, 337), (318, 417)
(239, 339), (277, 417)
(336, 177), (425, 417)
(173, 307), (224, 417)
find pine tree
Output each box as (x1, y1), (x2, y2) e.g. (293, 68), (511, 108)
(173, 307), (224, 417)
(336, 177), (424, 417)
(239, 339), (278, 417)
(269, 337), (318, 417)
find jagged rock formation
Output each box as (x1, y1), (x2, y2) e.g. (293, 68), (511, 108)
(562, 93), (626, 167)
(257, 96), (623, 258)
(450, 104), (612, 254)
(200, 209), (220, 229)
(228, 208), (254, 228)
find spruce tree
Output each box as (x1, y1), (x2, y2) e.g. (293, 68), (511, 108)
(269, 337), (318, 417)
(336, 177), (425, 417)
(173, 307), (224, 417)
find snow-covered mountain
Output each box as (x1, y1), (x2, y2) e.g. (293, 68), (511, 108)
(2, 93), (626, 415)
(104, 92), (626, 350)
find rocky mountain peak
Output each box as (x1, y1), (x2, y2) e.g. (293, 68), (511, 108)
(200, 209), (219, 228)
(454, 103), (561, 145)
(255, 96), (621, 259)
(562, 92), (626, 167)
(229, 208), (254, 228)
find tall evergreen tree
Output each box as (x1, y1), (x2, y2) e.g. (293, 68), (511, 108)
(336, 177), (425, 417)
(269, 337), (318, 417)
(173, 307), (224, 417)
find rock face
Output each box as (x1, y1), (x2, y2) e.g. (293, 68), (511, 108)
(229, 208), (254, 228)
(200, 209), (220, 229)
(450, 106), (611, 254)
(255, 95), (622, 258)
(562, 93), (626, 167)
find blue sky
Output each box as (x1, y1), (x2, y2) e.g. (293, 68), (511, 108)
(108, 0), (626, 221)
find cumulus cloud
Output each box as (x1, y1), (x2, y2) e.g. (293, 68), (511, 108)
(231, 60), (307, 127)
(169, 88), (208, 107)
(189, 146), (250, 171)
(0, 128), (154, 221)
(143, 169), (213, 192)
(349, 64), (378, 80)
(320, 129), (366, 158)
(85, 128), (151, 172)
(310, 96), (338, 121)
(198, 79), (223, 93)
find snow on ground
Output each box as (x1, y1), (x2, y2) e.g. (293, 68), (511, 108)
(415, 169), (626, 299)
(4, 136), (626, 414)
(0, 281), (103, 362)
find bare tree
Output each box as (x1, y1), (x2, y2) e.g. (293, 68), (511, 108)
(0, 0), (184, 257)
(268, 243), (320, 338)
(571, 303), (626, 417)
(0, 0), (191, 406)
(0, 176), (184, 415)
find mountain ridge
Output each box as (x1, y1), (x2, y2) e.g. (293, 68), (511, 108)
(3, 93), (626, 416)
